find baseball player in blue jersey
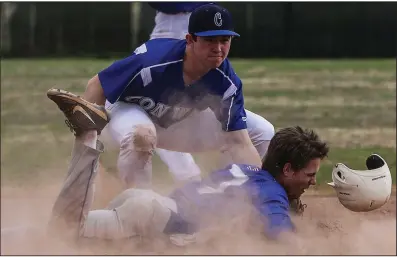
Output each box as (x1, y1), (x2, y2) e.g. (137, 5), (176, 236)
(146, 2), (275, 186)
(47, 4), (274, 190)
(45, 126), (328, 245)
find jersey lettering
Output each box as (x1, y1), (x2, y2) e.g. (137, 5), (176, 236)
(139, 97), (156, 110)
(124, 95), (192, 120)
(171, 106), (192, 120)
(149, 102), (172, 118)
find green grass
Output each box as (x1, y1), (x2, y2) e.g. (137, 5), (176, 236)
(231, 59), (396, 74)
(1, 58), (396, 188)
(244, 87), (395, 101)
(247, 105), (396, 128)
(2, 59), (395, 77)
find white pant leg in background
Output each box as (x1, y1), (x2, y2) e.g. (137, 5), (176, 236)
(245, 109), (275, 158)
(150, 12), (191, 40)
(83, 189), (177, 239)
(217, 109), (275, 168)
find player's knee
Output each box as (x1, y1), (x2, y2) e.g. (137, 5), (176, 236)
(134, 124), (157, 152)
(118, 124), (156, 163)
(117, 126), (155, 188)
(120, 124), (157, 153)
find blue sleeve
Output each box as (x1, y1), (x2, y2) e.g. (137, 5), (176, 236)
(148, 2), (212, 14)
(220, 80), (247, 132)
(259, 199), (295, 239)
(97, 52), (143, 104)
(208, 60), (247, 132)
(255, 190), (295, 239)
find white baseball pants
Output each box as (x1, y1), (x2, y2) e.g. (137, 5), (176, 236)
(150, 12), (191, 40)
(101, 102), (274, 188)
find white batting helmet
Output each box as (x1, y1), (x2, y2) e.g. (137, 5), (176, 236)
(327, 154), (392, 212)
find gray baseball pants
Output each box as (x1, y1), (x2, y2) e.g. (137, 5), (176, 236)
(48, 138), (177, 240)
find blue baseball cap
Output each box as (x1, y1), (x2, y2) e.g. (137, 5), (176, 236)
(188, 4), (240, 37)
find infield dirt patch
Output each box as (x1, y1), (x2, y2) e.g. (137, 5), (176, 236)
(1, 179), (395, 255)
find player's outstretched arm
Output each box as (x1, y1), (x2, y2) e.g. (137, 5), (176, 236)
(254, 188), (296, 240)
(83, 74), (106, 106)
(221, 129), (262, 167)
(262, 212), (295, 240)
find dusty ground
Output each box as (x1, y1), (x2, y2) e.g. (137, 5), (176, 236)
(1, 177), (396, 256)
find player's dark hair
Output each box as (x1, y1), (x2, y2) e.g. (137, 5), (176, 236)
(262, 126), (329, 178)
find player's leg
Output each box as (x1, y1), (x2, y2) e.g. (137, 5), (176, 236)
(101, 101), (156, 189)
(47, 136), (176, 241)
(150, 12), (191, 40)
(47, 131), (103, 240)
(155, 149), (202, 183)
(46, 87), (111, 238)
(82, 188), (178, 239)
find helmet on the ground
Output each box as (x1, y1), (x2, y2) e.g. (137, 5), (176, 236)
(327, 154), (392, 212)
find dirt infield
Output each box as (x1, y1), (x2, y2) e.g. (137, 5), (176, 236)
(1, 181), (395, 255)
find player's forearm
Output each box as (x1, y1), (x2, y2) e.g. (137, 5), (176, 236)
(224, 142), (262, 167)
(221, 129), (262, 166)
(83, 74), (106, 106)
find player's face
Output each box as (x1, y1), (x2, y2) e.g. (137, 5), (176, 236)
(194, 36), (231, 68)
(284, 158), (320, 200)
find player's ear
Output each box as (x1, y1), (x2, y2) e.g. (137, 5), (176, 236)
(282, 163), (293, 177)
(186, 34), (196, 44)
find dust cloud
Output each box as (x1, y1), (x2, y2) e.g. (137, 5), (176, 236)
(1, 177), (395, 255)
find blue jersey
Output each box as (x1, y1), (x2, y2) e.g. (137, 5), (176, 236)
(148, 2), (211, 14)
(165, 164), (294, 239)
(98, 38), (247, 131)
